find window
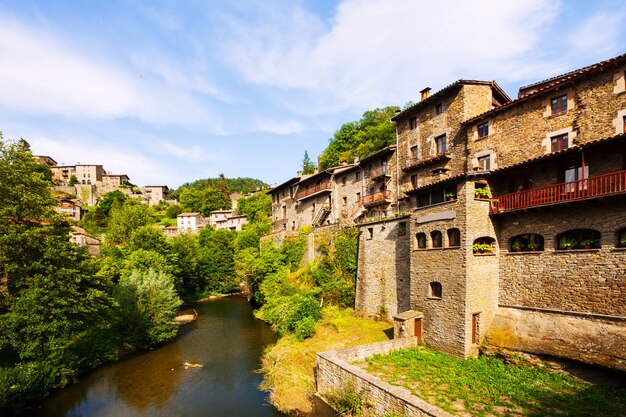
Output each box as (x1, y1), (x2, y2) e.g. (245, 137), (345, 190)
(342, 176), (347, 186)
(473, 237), (495, 254)
(356, 172), (361, 181)
(367, 227), (374, 239)
(435, 103), (443, 115)
(417, 186), (456, 207)
(398, 222), (406, 236)
(431, 231), (442, 248)
(429, 282), (442, 298)
(472, 313), (480, 344)
(410, 145), (418, 159)
(435, 135), (447, 155)
(556, 229), (600, 250)
(477, 155), (491, 171)
(509, 233), (544, 251)
(564, 163), (589, 192)
(477, 122), (489, 138)
(409, 117), (418, 130)
(623, 115), (626, 133)
(617, 228), (626, 247)
(410, 174), (418, 188)
(342, 196), (347, 206)
(551, 95), (567, 114)
(416, 233), (426, 249)
(551, 134), (568, 152)
(447, 229), (460, 247)
(356, 192), (361, 201)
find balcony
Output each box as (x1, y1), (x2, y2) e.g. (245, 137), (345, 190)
(402, 153), (451, 171)
(367, 165), (391, 180)
(362, 190), (392, 208)
(296, 181), (332, 200)
(490, 169), (626, 214)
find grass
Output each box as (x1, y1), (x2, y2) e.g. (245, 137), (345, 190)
(259, 306), (392, 415)
(364, 347), (626, 417)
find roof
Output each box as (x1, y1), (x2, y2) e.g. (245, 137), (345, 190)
(294, 167), (336, 186)
(269, 176), (301, 194)
(103, 174), (129, 178)
(391, 80), (511, 121)
(464, 52), (626, 126)
(359, 145), (397, 164)
(177, 212), (201, 217)
(404, 173), (466, 194)
(144, 185), (169, 189)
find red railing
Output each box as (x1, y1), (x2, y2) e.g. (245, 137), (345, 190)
(362, 190), (391, 206)
(490, 170), (626, 214)
(295, 181), (331, 200)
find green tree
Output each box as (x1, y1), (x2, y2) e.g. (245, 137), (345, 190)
(114, 268), (182, 349)
(169, 234), (204, 296)
(165, 204), (183, 218)
(301, 150), (316, 174)
(127, 226), (170, 256)
(105, 201), (151, 246)
(198, 228), (237, 292)
(237, 192), (272, 225)
(97, 190), (127, 217)
(68, 174), (78, 187)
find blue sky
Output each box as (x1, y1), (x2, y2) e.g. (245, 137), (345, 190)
(1, 0), (625, 188)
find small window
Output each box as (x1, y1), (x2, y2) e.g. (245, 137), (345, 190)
(342, 196), (347, 206)
(551, 95), (567, 114)
(431, 231), (442, 248)
(617, 228), (626, 247)
(367, 227), (374, 239)
(623, 115), (626, 134)
(416, 232), (426, 249)
(410, 174), (418, 188)
(472, 313), (480, 344)
(477, 155), (491, 171)
(435, 135), (447, 155)
(356, 192), (361, 201)
(429, 282), (442, 298)
(410, 145), (418, 159)
(473, 237), (495, 254)
(551, 134), (569, 152)
(435, 103), (443, 115)
(409, 117), (418, 130)
(509, 233), (544, 252)
(398, 222), (407, 236)
(556, 229), (600, 250)
(356, 172), (361, 181)
(342, 176), (347, 186)
(447, 228), (460, 247)
(477, 122), (489, 138)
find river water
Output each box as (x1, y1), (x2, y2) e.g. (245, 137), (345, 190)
(23, 297), (289, 417)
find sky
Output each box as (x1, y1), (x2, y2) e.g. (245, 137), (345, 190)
(1, 0), (625, 188)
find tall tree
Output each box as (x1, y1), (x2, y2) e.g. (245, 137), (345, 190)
(301, 150), (316, 175)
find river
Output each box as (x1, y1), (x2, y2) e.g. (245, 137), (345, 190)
(23, 297), (289, 417)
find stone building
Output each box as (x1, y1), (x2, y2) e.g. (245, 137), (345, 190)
(143, 185), (169, 206)
(208, 209), (248, 231)
(353, 53), (626, 371)
(33, 155), (57, 167)
(101, 173), (130, 189)
(177, 212), (206, 234)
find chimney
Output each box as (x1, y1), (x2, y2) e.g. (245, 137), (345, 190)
(420, 87), (431, 101)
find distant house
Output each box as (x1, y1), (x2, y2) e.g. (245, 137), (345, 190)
(70, 232), (101, 256)
(32, 155), (57, 167)
(102, 174), (130, 189)
(208, 209), (248, 231)
(177, 212), (206, 234)
(163, 225), (178, 237)
(143, 185), (169, 206)
(55, 199), (84, 221)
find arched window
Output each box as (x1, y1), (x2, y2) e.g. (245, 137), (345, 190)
(473, 237), (495, 254)
(447, 228), (460, 247)
(509, 234), (544, 252)
(415, 232), (426, 249)
(431, 231), (442, 248)
(556, 229), (601, 250)
(618, 228), (626, 248)
(429, 282), (442, 298)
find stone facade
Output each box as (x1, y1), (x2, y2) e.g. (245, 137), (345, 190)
(142, 185), (169, 206)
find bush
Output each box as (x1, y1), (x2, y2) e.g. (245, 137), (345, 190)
(294, 316), (317, 340)
(0, 361), (57, 413)
(260, 291), (321, 338)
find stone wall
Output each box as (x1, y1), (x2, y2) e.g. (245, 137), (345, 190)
(316, 338), (453, 417)
(487, 307), (626, 371)
(356, 216), (411, 317)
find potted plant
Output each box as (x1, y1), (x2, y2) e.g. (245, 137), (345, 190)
(560, 238), (577, 250)
(473, 243), (493, 254)
(444, 192), (456, 201)
(527, 242), (540, 252)
(474, 188), (491, 199)
(580, 239), (593, 249)
(511, 242), (524, 252)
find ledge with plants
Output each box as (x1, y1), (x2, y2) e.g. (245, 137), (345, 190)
(474, 188), (491, 199)
(473, 242), (494, 254)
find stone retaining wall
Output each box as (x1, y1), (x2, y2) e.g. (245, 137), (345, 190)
(316, 338), (452, 417)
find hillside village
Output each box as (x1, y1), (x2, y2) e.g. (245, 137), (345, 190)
(266, 52), (626, 375)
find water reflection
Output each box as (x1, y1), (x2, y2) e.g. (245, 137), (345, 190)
(23, 297), (286, 417)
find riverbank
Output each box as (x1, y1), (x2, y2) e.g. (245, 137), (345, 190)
(259, 306), (392, 415)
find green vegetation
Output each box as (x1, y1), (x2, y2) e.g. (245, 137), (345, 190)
(318, 106), (399, 170)
(301, 150), (316, 175)
(365, 347), (626, 417)
(168, 174), (267, 201)
(259, 307), (392, 415)
(326, 382), (368, 416)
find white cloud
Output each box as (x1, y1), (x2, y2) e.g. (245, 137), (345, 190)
(154, 139), (222, 162)
(254, 118), (304, 135)
(221, 0), (562, 110)
(567, 11), (626, 56)
(0, 16), (224, 130)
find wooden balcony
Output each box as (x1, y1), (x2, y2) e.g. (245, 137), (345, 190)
(402, 153), (451, 171)
(296, 181), (332, 200)
(367, 165), (391, 180)
(362, 190), (392, 208)
(490, 169), (626, 214)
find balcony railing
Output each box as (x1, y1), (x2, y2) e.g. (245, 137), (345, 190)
(490, 169), (626, 214)
(368, 165), (390, 179)
(295, 181), (332, 200)
(362, 190), (391, 207)
(402, 153), (451, 171)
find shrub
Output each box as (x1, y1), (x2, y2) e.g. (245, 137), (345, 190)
(294, 316), (317, 340)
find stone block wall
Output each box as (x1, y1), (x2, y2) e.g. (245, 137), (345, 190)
(487, 307), (626, 371)
(356, 216), (411, 317)
(316, 338), (453, 417)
